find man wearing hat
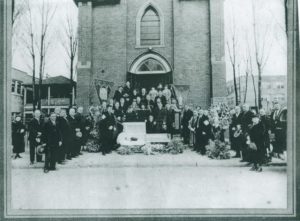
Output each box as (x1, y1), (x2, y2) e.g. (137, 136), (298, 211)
(28, 110), (43, 164)
(42, 112), (62, 173)
(101, 105), (116, 155)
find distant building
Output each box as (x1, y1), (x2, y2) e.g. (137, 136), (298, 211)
(23, 76), (76, 122)
(226, 75), (287, 111)
(11, 68), (32, 119)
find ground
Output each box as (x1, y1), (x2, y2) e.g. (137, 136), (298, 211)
(11, 147), (287, 210)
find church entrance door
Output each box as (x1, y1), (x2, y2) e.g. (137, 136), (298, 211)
(129, 53), (172, 90)
(131, 72), (172, 90)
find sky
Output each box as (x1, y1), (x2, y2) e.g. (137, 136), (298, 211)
(12, 0), (296, 81)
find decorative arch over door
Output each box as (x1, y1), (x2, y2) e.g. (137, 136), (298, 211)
(129, 53), (171, 74)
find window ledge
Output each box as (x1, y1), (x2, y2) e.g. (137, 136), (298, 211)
(135, 44), (165, 49)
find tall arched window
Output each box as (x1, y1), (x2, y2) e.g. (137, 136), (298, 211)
(140, 6), (160, 46)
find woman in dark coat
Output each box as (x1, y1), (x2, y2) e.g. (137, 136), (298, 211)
(12, 115), (26, 159)
(248, 115), (265, 172)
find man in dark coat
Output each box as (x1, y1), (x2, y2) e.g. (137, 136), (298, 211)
(12, 115), (26, 159)
(146, 115), (157, 133)
(181, 105), (193, 144)
(101, 105), (116, 155)
(67, 108), (80, 158)
(259, 108), (271, 162)
(113, 86), (123, 102)
(166, 104), (175, 138)
(123, 81), (132, 102)
(120, 97), (128, 114)
(240, 104), (254, 162)
(241, 104), (254, 134)
(195, 110), (204, 153)
(154, 90), (167, 107)
(153, 102), (167, 133)
(42, 112), (62, 173)
(75, 106), (86, 155)
(231, 106), (243, 157)
(28, 110), (43, 164)
(270, 103), (284, 158)
(195, 110), (213, 155)
(57, 109), (70, 163)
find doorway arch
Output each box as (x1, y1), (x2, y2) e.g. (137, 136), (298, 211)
(128, 53), (172, 89)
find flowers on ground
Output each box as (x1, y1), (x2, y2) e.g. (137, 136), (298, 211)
(206, 140), (231, 159)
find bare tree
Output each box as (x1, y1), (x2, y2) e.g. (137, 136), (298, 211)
(22, 0), (36, 111)
(226, 7), (240, 105)
(245, 36), (258, 107)
(61, 9), (78, 106)
(36, 0), (57, 109)
(251, 0), (273, 108)
(12, 0), (26, 29)
(22, 0), (57, 110)
(243, 58), (250, 103)
(12, 0), (27, 57)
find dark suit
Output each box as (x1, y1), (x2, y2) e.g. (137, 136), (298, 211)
(195, 117), (213, 155)
(43, 120), (62, 170)
(102, 113), (116, 154)
(28, 118), (43, 163)
(166, 108), (175, 137)
(230, 113), (243, 154)
(249, 122), (265, 166)
(241, 111), (254, 161)
(113, 90), (123, 102)
(181, 109), (193, 144)
(153, 107), (167, 133)
(57, 117), (70, 162)
(270, 109), (284, 154)
(67, 115), (80, 157)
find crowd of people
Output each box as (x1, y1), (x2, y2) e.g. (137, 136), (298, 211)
(11, 81), (287, 173)
(181, 102), (286, 172)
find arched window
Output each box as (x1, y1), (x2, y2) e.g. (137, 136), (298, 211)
(140, 6), (160, 46)
(136, 2), (164, 47)
(137, 58), (165, 73)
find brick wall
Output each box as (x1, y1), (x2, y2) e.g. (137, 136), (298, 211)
(76, 0), (227, 110)
(92, 0), (127, 91)
(210, 0), (227, 100)
(126, 0), (173, 69)
(173, 0), (211, 107)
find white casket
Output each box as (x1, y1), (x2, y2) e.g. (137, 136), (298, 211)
(117, 122), (146, 146)
(117, 122), (171, 146)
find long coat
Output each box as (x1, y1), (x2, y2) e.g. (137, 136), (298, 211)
(249, 122), (265, 164)
(12, 121), (26, 153)
(28, 118), (43, 142)
(42, 120), (62, 148)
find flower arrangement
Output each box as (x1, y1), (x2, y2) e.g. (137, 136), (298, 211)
(206, 140), (231, 159)
(116, 140), (185, 155)
(164, 139), (185, 154)
(116, 145), (144, 155)
(85, 140), (100, 152)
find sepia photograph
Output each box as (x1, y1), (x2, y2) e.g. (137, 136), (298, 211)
(0, 0), (299, 219)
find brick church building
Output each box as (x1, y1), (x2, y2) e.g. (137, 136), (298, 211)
(74, 0), (226, 111)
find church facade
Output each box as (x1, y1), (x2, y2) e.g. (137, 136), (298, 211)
(75, 0), (226, 110)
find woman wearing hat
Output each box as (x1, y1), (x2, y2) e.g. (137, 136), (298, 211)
(12, 115), (26, 159)
(248, 114), (265, 172)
